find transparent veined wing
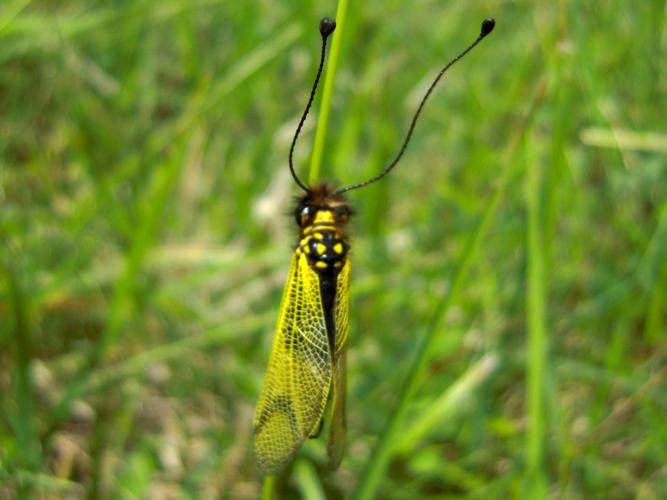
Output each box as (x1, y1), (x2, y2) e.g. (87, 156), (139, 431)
(254, 251), (332, 475)
(328, 259), (350, 469)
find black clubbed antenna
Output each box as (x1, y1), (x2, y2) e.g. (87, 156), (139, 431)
(289, 18), (337, 193)
(336, 17), (495, 195)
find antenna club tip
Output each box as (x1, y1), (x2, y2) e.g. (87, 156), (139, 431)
(320, 17), (336, 38)
(480, 17), (495, 37)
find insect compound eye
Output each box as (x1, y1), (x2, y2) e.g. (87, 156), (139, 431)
(332, 206), (350, 223)
(296, 205), (314, 227)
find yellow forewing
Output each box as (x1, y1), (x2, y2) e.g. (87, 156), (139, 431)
(254, 251), (332, 475)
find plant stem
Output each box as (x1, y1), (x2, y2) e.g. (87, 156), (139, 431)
(261, 475), (275, 500)
(308, 0), (349, 184)
(525, 112), (548, 500)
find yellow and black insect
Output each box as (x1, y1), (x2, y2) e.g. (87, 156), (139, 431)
(254, 16), (495, 475)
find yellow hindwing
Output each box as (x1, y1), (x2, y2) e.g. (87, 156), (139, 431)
(254, 250), (332, 475)
(328, 259), (350, 469)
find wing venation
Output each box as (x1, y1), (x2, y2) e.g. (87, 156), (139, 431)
(254, 252), (332, 475)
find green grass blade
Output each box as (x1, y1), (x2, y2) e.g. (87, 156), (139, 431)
(524, 138), (548, 498)
(354, 82), (545, 500)
(395, 353), (500, 453)
(0, 0), (32, 34)
(294, 460), (326, 500)
(5, 265), (39, 472)
(0, 469), (83, 496)
(354, 160), (508, 500)
(261, 475), (275, 500)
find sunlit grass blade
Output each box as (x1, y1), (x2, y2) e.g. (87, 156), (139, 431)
(261, 475), (275, 500)
(395, 353), (499, 453)
(294, 459), (326, 500)
(580, 127), (667, 154)
(524, 138), (548, 498)
(0, 0), (32, 34)
(5, 264), (39, 476)
(354, 82), (546, 500)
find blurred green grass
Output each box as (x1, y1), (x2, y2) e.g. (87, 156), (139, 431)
(1, 0), (667, 498)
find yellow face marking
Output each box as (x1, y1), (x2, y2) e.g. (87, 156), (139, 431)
(315, 261), (328, 269)
(333, 243), (343, 254)
(304, 245), (311, 254)
(316, 243), (326, 255)
(314, 210), (334, 224)
(313, 232), (324, 240)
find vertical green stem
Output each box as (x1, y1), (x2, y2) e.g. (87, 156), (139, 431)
(308, 0), (349, 184)
(261, 475), (275, 500)
(525, 141), (548, 497)
(5, 263), (39, 496)
(294, 459), (326, 500)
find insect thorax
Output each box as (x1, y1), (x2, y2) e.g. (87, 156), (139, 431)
(294, 184), (351, 275)
(298, 224), (348, 274)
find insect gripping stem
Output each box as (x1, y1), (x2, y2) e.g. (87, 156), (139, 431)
(256, 15), (496, 478)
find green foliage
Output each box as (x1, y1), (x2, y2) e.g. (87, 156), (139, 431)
(1, 0), (666, 498)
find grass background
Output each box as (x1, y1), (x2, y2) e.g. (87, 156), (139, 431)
(2, 0), (666, 498)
